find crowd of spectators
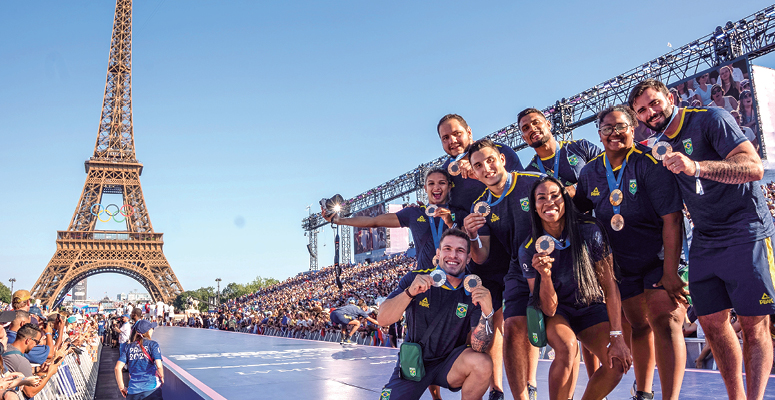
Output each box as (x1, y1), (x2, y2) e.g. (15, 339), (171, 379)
(761, 181), (775, 218)
(183, 254), (415, 346)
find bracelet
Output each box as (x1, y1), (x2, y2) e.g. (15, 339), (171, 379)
(469, 235), (479, 241)
(46, 333), (52, 336)
(694, 161), (701, 178)
(404, 287), (416, 299)
(609, 330), (623, 337)
(483, 309), (495, 319)
(469, 235), (482, 249)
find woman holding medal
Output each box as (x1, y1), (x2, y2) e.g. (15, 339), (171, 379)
(574, 105), (687, 400)
(520, 175), (630, 400)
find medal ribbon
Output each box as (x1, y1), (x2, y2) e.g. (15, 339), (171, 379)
(649, 106), (679, 146)
(485, 172), (514, 208)
(428, 213), (445, 249)
(436, 266), (466, 291)
(604, 153), (628, 216)
(536, 142), (561, 179)
(544, 232), (570, 250)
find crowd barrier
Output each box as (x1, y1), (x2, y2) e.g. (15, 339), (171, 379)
(19, 339), (101, 400)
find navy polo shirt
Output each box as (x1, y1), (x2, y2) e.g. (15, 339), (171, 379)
(332, 305), (369, 321)
(441, 142), (523, 282)
(396, 204), (466, 271)
(574, 146), (683, 277)
(388, 269), (481, 363)
(656, 107), (774, 247)
(519, 221), (610, 307)
(475, 172), (544, 268)
(524, 139), (602, 186)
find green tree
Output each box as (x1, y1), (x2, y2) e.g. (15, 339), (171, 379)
(173, 286), (215, 313)
(0, 282), (10, 304)
(221, 276), (279, 300)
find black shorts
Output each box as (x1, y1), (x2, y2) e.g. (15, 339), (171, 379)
(618, 263), (665, 301)
(552, 303), (609, 335)
(503, 272), (530, 320)
(380, 345), (468, 400)
(481, 277), (504, 312)
(690, 237), (775, 317)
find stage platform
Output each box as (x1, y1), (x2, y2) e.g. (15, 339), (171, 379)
(153, 326), (775, 399)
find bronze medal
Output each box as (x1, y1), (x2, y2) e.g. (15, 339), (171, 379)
(425, 205), (438, 217)
(464, 274), (482, 293)
(448, 161), (461, 176)
(609, 189), (623, 206)
(432, 255), (439, 267)
(651, 142), (673, 161)
(535, 235), (555, 254)
(430, 269), (446, 287)
(611, 214), (625, 231)
(473, 201), (491, 217)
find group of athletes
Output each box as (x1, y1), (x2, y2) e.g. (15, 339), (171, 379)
(321, 79), (775, 400)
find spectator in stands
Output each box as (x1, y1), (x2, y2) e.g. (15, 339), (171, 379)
(710, 85), (738, 113)
(115, 320), (164, 400)
(10, 292), (29, 314)
(377, 229), (494, 400)
(717, 65), (741, 100)
(3, 324), (58, 399)
(737, 90), (756, 131)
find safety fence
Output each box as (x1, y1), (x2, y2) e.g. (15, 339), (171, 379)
(14, 339), (101, 400)
(236, 326), (392, 347)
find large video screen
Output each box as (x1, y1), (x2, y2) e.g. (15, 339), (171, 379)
(353, 204), (387, 254)
(635, 56), (761, 156)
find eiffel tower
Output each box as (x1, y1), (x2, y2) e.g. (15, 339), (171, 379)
(31, 0), (183, 308)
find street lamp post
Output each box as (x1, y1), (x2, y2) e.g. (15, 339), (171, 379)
(215, 278), (222, 310)
(8, 278), (15, 295)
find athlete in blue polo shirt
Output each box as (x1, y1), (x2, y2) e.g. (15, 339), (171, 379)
(629, 79), (775, 400)
(520, 176), (630, 400)
(518, 107), (602, 196)
(328, 304), (380, 343)
(462, 138), (543, 400)
(437, 114), (522, 400)
(574, 105), (686, 400)
(377, 229), (494, 400)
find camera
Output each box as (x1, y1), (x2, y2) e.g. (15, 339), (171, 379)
(319, 194), (348, 216)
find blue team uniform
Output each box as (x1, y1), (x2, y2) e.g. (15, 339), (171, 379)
(119, 340), (162, 396)
(330, 304), (370, 327)
(380, 269), (481, 400)
(658, 107), (775, 316)
(574, 146), (684, 300)
(474, 171), (544, 320)
(524, 139), (602, 186)
(519, 221), (611, 334)
(442, 142), (523, 310)
(396, 204), (466, 271)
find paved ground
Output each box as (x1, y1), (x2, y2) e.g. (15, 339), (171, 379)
(151, 326), (775, 400)
(94, 344), (128, 400)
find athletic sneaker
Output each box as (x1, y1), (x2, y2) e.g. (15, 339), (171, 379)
(631, 391), (654, 400)
(630, 380), (637, 396)
(344, 337), (356, 344)
(527, 384), (537, 400)
(488, 389), (504, 400)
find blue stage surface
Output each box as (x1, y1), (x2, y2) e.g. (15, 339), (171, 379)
(153, 326), (775, 399)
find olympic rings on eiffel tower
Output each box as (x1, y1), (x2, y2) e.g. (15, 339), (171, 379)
(90, 203), (134, 223)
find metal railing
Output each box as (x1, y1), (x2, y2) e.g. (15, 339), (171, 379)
(15, 339), (101, 400)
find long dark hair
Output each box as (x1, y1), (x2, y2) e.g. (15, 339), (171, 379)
(527, 176), (606, 306)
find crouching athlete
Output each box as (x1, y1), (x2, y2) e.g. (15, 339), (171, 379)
(377, 228), (495, 400)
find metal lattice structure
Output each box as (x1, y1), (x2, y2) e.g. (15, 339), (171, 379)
(31, 0), (184, 307)
(302, 5), (775, 271)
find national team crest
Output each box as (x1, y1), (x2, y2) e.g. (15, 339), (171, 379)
(409, 367), (417, 377)
(629, 179), (637, 194)
(532, 333), (538, 342)
(456, 303), (468, 318)
(568, 154), (579, 166)
(380, 389), (392, 399)
(682, 138), (694, 155)
(520, 197), (530, 212)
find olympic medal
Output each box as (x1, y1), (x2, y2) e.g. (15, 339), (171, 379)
(609, 189), (623, 206)
(448, 161), (461, 176)
(473, 201), (491, 216)
(432, 255), (439, 267)
(611, 214), (625, 231)
(430, 269), (446, 287)
(651, 142), (673, 161)
(535, 235), (555, 254)
(425, 205), (438, 217)
(464, 274), (482, 293)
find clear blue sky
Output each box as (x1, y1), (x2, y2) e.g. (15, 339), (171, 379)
(2, 1), (774, 300)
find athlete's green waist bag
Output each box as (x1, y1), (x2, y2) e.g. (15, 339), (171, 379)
(400, 295), (450, 382)
(526, 304), (547, 348)
(399, 342), (425, 381)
